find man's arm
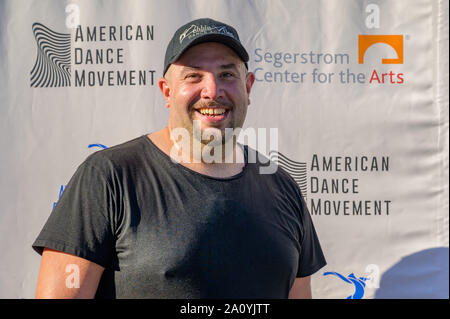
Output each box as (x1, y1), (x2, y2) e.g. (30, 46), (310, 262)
(35, 248), (104, 299)
(288, 276), (312, 299)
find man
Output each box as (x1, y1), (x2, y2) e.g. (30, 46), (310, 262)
(33, 18), (326, 298)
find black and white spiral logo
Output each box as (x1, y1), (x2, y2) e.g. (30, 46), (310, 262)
(269, 151), (308, 200)
(30, 23), (71, 88)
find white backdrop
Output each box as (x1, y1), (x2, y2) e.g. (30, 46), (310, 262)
(0, 0), (448, 298)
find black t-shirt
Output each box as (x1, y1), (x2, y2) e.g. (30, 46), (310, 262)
(33, 135), (326, 298)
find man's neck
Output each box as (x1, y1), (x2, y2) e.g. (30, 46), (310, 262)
(147, 127), (245, 178)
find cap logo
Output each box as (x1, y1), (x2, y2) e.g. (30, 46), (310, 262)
(179, 24), (234, 44)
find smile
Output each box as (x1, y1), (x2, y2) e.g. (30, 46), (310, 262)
(194, 107), (230, 123)
(197, 107), (227, 116)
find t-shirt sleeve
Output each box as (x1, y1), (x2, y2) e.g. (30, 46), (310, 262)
(296, 192), (327, 277)
(32, 156), (116, 268)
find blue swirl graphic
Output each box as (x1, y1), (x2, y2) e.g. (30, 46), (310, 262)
(88, 143), (108, 150)
(51, 144), (108, 210)
(52, 184), (65, 210)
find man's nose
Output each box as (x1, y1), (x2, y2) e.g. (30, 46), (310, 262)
(200, 74), (224, 100)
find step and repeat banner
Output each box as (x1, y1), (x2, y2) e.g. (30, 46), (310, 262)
(0, 0), (448, 298)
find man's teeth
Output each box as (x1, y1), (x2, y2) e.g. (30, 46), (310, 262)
(199, 108), (226, 115)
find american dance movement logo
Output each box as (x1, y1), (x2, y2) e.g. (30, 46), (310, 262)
(30, 10), (156, 89)
(269, 151), (308, 200)
(30, 23), (71, 88)
(269, 152), (392, 217)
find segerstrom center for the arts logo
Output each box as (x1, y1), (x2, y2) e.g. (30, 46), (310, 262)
(252, 4), (405, 85)
(30, 21), (156, 88)
(358, 34), (404, 84)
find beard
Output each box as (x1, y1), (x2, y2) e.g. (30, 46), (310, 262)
(169, 98), (248, 164)
(188, 98), (248, 146)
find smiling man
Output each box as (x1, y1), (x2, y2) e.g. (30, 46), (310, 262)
(33, 18), (326, 299)
(151, 40), (253, 177)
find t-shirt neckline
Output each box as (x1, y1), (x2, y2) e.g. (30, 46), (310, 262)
(142, 135), (250, 181)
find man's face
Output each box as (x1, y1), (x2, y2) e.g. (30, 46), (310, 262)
(159, 42), (255, 145)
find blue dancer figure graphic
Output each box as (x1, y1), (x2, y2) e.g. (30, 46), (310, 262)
(323, 272), (369, 299)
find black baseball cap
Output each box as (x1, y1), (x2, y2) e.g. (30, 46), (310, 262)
(163, 18), (249, 75)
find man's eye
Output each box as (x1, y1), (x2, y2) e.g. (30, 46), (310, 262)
(221, 72), (234, 78)
(185, 73), (200, 79)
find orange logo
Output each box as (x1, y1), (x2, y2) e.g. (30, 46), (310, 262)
(358, 35), (403, 64)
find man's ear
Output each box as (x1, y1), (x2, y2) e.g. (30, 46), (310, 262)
(158, 77), (171, 108)
(245, 71), (255, 105)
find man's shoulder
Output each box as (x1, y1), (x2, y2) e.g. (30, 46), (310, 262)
(83, 135), (151, 171)
(245, 146), (300, 193)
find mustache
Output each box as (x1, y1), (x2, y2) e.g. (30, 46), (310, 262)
(190, 100), (234, 111)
